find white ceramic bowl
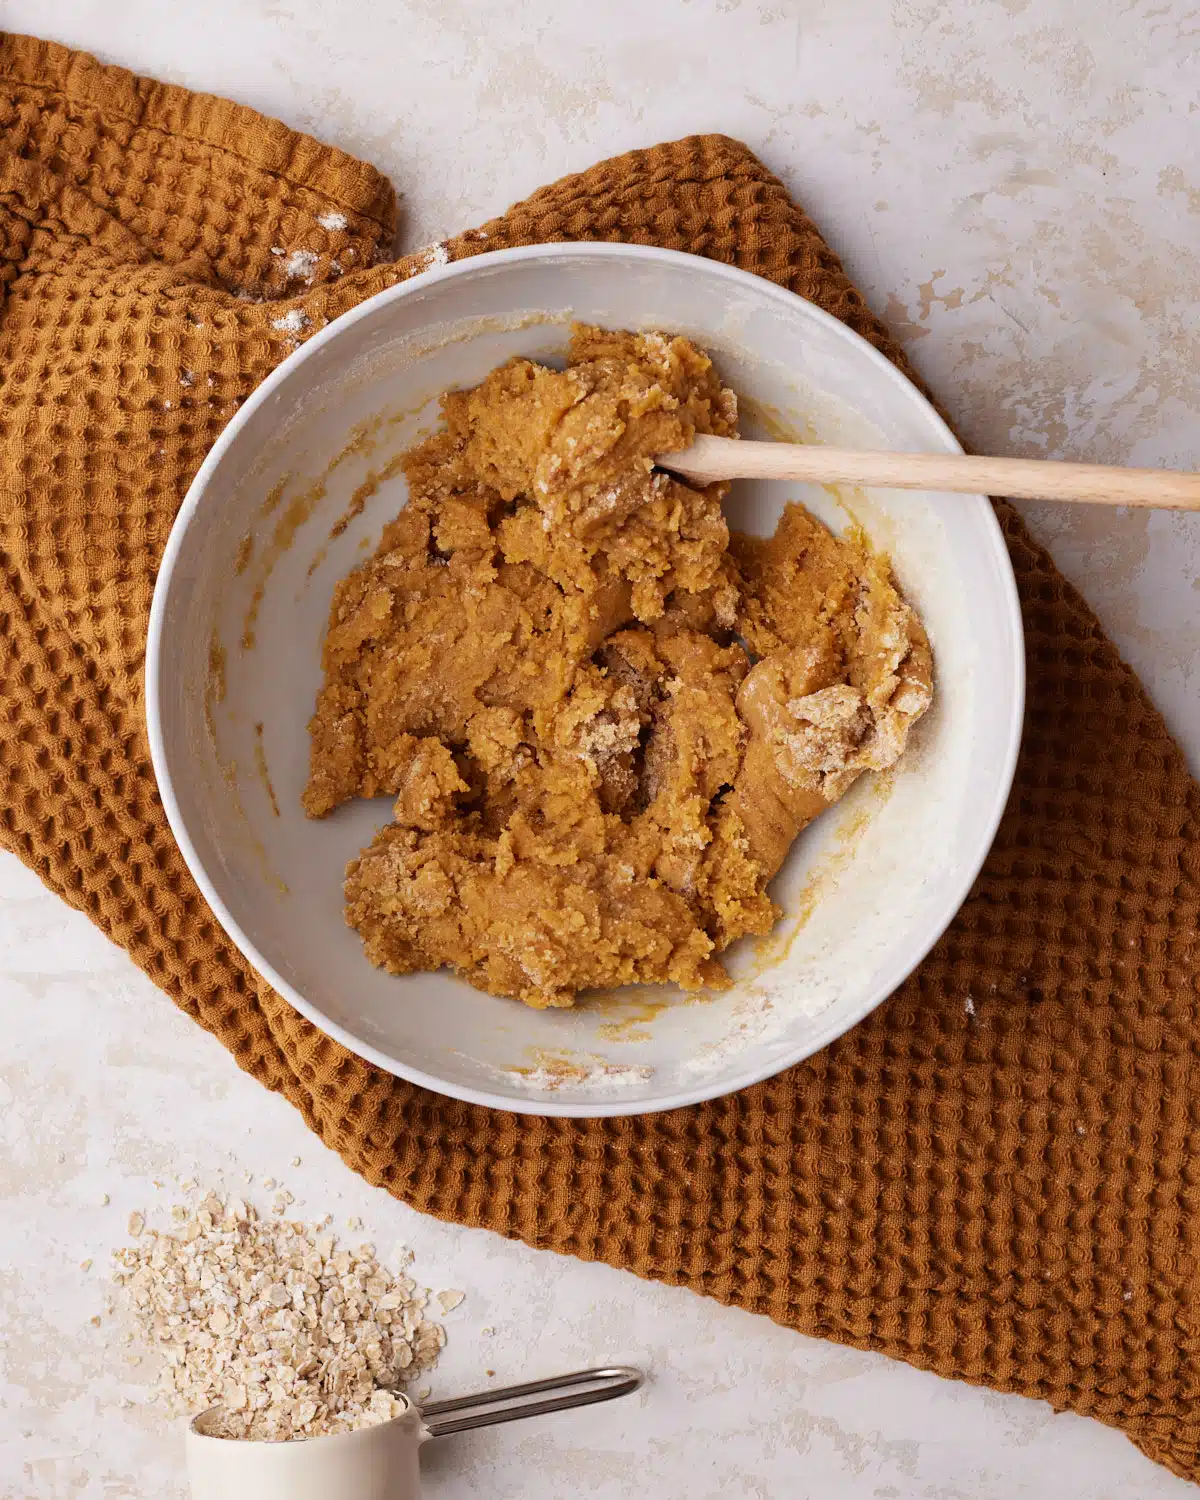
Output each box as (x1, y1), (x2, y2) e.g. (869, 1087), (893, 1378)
(147, 243), (1023, 1117)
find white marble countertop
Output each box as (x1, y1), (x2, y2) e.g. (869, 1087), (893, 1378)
(1, 2), (1198, 1496)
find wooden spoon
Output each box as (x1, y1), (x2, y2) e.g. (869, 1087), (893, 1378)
(658, 434), (1200, 510)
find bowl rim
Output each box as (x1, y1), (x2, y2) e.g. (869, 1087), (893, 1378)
(146, 240), (1026, 1118)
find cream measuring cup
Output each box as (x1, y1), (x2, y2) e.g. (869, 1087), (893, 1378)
(186, 1365), (642, 1500)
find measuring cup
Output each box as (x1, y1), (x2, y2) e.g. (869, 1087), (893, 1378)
(185, 1365), (642, 1500)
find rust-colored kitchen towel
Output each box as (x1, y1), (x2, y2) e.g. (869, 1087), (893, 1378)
(3, 32), (1199, 1479)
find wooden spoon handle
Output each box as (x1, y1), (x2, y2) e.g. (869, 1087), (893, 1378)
(660, 435), (1200, 509)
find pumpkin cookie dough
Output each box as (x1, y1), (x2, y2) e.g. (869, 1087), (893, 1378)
(304, 326), (933, 1009)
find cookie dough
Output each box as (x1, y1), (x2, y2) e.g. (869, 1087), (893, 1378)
(304, 326), (933, 1008)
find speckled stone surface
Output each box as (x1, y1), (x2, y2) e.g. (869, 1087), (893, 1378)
(1, 4), (1197, 1497)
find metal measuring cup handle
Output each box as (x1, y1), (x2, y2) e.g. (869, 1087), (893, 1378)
(419, 1366), (643, 1438)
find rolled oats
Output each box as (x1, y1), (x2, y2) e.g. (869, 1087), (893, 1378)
(111, 1190), (459, 1441)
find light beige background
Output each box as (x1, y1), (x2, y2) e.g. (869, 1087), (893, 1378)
(1, 2), (1197, 1496)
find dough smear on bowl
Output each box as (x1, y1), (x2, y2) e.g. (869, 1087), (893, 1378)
(303, 326), (933, 1009)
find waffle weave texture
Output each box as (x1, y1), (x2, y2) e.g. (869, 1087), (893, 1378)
(2, 32), (1199, 1480)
